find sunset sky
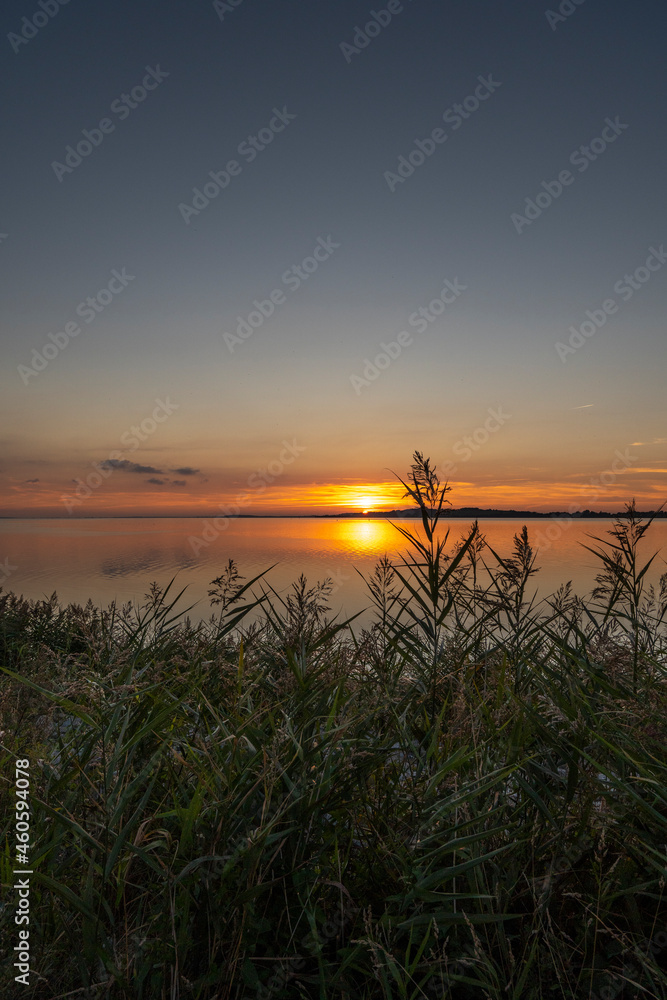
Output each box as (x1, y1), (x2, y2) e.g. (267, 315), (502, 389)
(2, 0), (666, 516)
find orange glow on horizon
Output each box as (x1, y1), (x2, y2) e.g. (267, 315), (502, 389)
(320, 483), (407, 511)
(2, 476), (665, 517)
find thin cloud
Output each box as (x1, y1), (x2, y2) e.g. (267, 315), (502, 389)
(24, 478), (40, 483)
(146, 477), (187, 486)
(170, 466), (200, 476)
(100, 460), (164, 474)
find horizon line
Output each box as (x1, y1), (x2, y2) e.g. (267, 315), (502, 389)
(2, 506), (665, 521)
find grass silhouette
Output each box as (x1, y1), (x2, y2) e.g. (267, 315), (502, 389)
(1, 453), (666, 999)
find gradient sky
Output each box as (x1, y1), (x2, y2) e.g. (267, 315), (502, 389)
(2, 0), (666, 515)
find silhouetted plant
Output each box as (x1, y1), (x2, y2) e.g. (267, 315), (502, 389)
(385, 450), (479, 717)
(1, 463), (666, 1000)
(208, 557), (245, 609)
(583, 499), (666, 690)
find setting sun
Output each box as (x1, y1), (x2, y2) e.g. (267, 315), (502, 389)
(328, 484), (406, 512)
(358, 493), (389, 511)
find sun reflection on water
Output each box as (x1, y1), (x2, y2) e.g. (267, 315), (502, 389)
(333, 518), (401, 555)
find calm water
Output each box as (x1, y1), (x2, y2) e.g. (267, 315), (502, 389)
(1, 518), (666, 628)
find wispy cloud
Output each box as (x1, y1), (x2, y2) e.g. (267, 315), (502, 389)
(100, 460), (164, 474)
(146, 477), (187, 487)
(170, 466), (200, 476)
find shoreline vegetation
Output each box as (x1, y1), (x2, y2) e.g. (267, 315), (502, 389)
(1, 453), (667, 998)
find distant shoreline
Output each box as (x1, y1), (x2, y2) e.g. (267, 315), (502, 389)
(1, 508), (666, 521)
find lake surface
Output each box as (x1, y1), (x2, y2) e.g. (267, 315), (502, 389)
(1, 517), (666, 629)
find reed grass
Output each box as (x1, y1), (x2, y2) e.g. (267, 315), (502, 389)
(1, 453), (666, 999)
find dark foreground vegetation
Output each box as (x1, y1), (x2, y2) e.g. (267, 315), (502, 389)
(1, 455), (667, 999)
